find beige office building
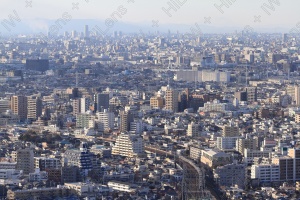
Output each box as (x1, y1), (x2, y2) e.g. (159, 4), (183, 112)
(10, 95), (27, 120)
(150, 96), (164, 109)
(27, 96), (42, 120)
(287, 85), (296, 102)
(165, 88), (178, 112)
(200, 149), (232, 168)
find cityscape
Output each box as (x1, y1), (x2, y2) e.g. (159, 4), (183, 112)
(0, 0), (300, 200)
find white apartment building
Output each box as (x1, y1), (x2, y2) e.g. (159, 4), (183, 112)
(251, 164), (280, 183)
(217, 137), (239, 150)
(80, 97), (90, 114)
(201, 70), (230, 83)
(112, 133), (144, 157)
(244, 149), (272, 164)
(189, 146), (202, 161)
(64, 182), (97, 196)
(174, 70), (202, 82)
(96, 109), (114, 131)
(108, 181), (136, 193)
(187, 122), (199, 137)
(200, 99), (229, 112)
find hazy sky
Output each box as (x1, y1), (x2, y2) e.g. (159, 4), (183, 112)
(0, 0), (299, 33)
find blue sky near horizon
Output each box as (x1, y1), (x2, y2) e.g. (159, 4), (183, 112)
(0, 0), (299, 33)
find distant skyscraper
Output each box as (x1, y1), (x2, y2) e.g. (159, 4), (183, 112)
(196, 36), (201, 45)
(84, 25), (89, 37)
(71, 30), (77, 38)
(64, 31), (68, 37)
(113, 31), (118, 38)
(282, 33), (288, 43)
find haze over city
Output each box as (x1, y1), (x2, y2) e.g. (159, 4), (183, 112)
(0, 0), (300, 200)
(0, 0), (299, 35)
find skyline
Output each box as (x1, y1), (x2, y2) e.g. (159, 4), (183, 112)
(0, 0), (299, 35)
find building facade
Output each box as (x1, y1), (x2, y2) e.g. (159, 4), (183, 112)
(112, 133), (144, 157)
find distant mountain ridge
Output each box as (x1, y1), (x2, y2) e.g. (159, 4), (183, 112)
(0, 18), (287, 36)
